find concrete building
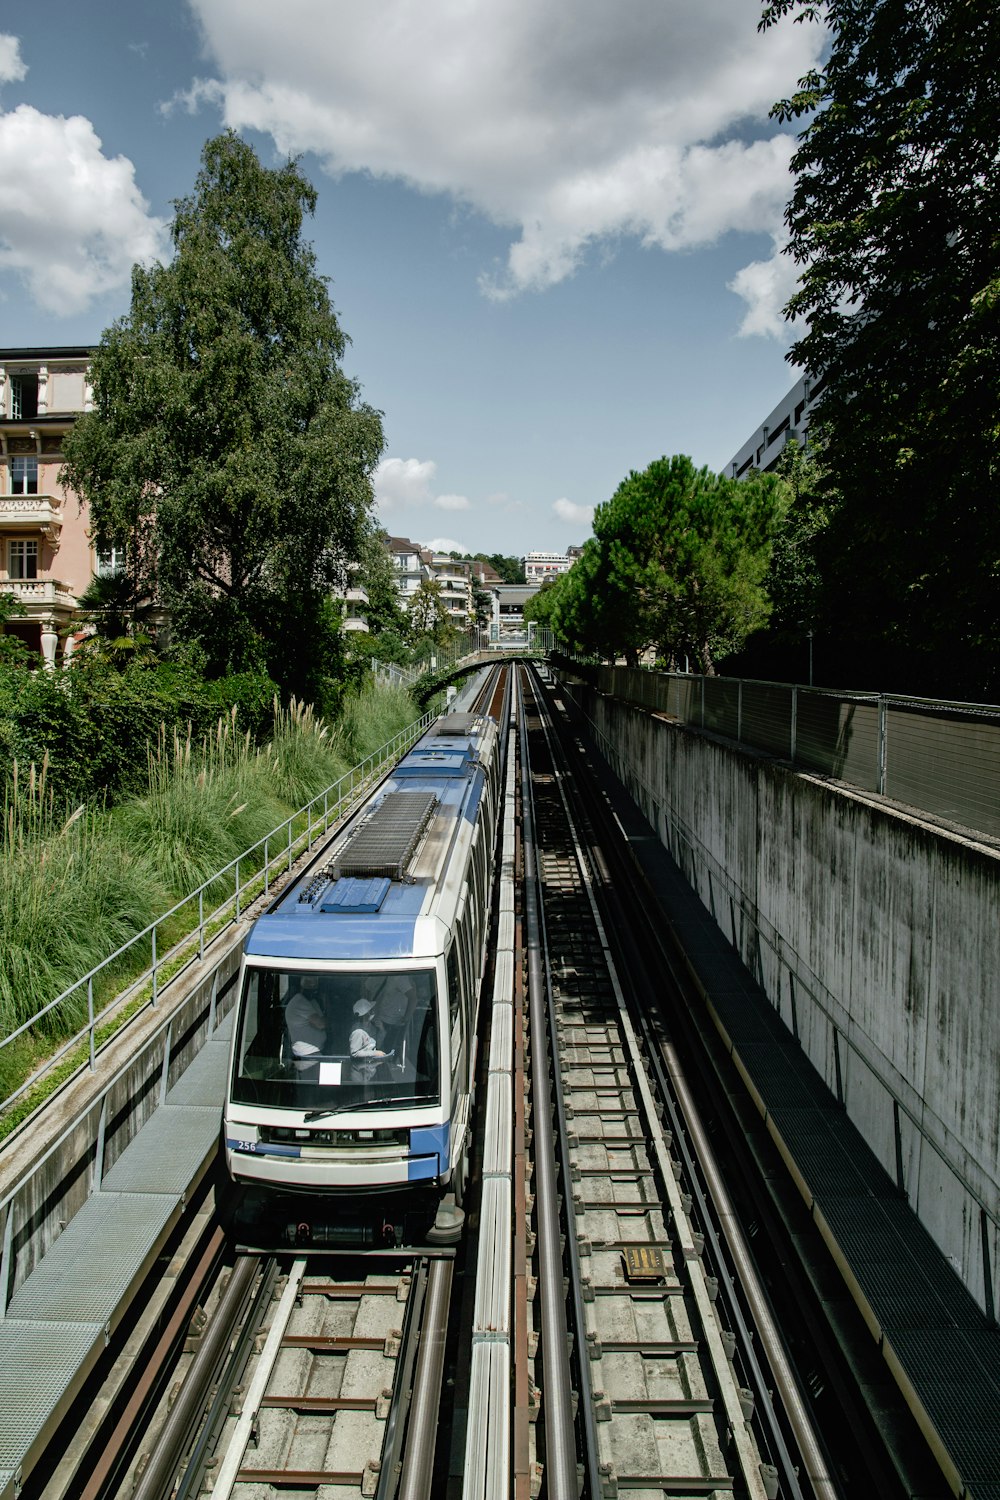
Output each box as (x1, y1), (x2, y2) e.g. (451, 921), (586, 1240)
(490, 583), (540, 640)
(385, 536), (477, 628)
(0, 348), (95, 666)
(386, 535), (428, 607)
(726, 371), (826, 478)
(522, 549), (578, 584)
(425, 553), (473, 627)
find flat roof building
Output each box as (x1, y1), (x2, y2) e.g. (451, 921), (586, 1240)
(725, 372), (826, 478)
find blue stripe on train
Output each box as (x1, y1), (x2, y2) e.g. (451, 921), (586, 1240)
(409, 1122), (450, 1181)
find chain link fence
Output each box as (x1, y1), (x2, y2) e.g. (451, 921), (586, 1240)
(561, 660), (1000, 842)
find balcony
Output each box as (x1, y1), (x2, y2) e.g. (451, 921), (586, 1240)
(0, 495), (62, 540)
(3, 577), (77, 611)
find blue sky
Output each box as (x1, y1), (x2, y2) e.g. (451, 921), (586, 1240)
(0, 2), (824, 555)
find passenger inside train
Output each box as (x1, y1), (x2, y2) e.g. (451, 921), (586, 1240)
(232, 967), (439, 1109)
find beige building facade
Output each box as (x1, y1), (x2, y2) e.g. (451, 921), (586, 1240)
(0, 347), (96, 665)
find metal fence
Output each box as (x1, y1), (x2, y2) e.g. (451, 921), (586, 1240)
(0, 710), (436, 1112)
(372, 629), (552, 690)
(573, 664), (1000, 842)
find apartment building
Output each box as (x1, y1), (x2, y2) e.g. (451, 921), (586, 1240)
(386, 535), (427, 606)
(522, 549), (577, 583)
(385, 536), (474, 628)
(426, 553), (472, 626)
(0, 348), (95, 665)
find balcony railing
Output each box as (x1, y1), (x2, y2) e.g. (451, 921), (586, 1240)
(2, 577), (76, 609)
(0, 495), (63, 539)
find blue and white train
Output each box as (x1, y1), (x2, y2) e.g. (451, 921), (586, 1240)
(223, 700), (503, 1228)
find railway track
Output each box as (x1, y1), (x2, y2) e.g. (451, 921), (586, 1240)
(516, 665), (835, 1499)
(185, 1254), (440, 1499)
(21, 660), (914, 1499)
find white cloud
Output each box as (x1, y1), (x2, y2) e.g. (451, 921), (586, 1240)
(373, 456), (437, 509)
(0, 34), (26, 84)
(728, 235), (802, 340)
(0, 102), (167, 315)
(553, 497), (594, 530)
(425, 536), (467, 555)
(185, 0), (825, 311)
(374, 456), (472, 516)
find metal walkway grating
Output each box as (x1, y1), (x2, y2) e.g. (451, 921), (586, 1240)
(332, 790), (438, 881)
(0, 1320), (106, 1491)
(0, 1014), (231, 1497)
(6, 1192), (181, 1327)
(101, 1106), (221, 1195)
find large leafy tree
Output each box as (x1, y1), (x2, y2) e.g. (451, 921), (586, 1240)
(762, 0), (1000, 693)
(564, 457), (784, 671)
(63, 132), (384, 701)
(407, 578), (452, 644)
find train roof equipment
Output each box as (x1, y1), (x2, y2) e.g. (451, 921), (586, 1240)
(244, 712), (495, 964)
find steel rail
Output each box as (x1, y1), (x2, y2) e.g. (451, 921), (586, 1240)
(131, 1251), (266, 1500)
(74, 1222), (230, 1500)
(537, 664), (838, 1498)
(517, 673), (579, 1497)
(209, 1257), (308, 1500)
(171, 1256), (278, 1500)
(520, 669), (605, 1500)
(660, 1040), (840, 1500)
(398, 1257), (454, 1500)
(528, 664), (776, 1497)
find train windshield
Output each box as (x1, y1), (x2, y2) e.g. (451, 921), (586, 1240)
(231, 967), (440, 1112)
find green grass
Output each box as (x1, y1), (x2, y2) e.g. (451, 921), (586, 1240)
(0, 680), (422, 1117)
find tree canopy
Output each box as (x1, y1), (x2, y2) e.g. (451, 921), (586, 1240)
(451, 552), (525, 584)
(762, 0), (1000, 694)
(407, 578), (453, 644)
(62, 132), (385, 708)
(542, 456), (785, 670)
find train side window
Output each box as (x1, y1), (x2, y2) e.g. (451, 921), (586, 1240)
(447, 945), (463, 1035)
(458, 911), (476, 1015)
(473, 834), (487, 911)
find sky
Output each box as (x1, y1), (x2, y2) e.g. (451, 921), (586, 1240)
(0, 2), (826, 557)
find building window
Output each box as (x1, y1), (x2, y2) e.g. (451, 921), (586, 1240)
(10, 375), (39, 421)
(97, 546), (124, 576)
(9, 540), (38, 580)
(10, 456), (38, 495)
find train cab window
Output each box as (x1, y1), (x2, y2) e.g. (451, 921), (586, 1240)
(232, 966), (440, 1112)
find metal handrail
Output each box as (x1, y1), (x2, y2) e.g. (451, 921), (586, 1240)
(0, 710), (437, 1111)
(560, 658), (1000, 841)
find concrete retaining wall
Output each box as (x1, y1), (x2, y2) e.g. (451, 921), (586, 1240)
(0, 933), (243, 1306)
(559, 674), (1000, 1314)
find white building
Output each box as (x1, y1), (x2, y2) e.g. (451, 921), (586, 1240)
(426, 553), (472, 626)
(522, 550), (577, 584)
(385, 536), (473, 627)
(386, 535), (429, 604)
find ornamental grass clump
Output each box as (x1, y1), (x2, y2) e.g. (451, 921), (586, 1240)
(262, 696), (348, 809)
(0, 764), (167, 1041)
(113, 710), (288, 899)
(333, 681), (418, 765)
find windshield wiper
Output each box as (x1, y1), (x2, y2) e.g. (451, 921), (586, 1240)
(304, 1095), (428, 1122)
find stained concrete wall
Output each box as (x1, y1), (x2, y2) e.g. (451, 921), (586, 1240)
(559, 675), (1000, 1314)
(0, 934), (242, 1305)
